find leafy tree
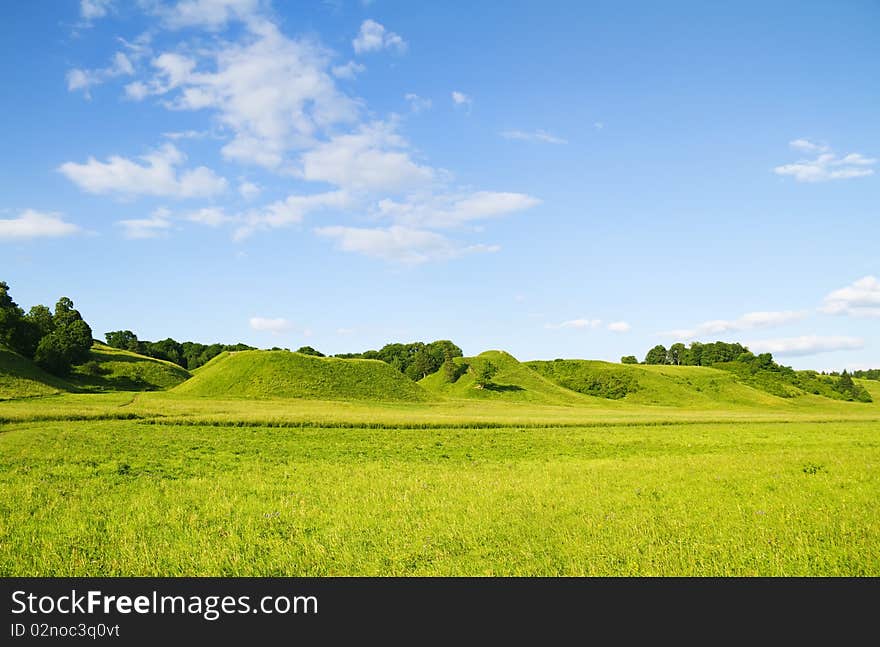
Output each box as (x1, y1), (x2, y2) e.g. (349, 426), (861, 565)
(105, 330), (140, 352)
(295, 346), (325, 357)
(146, 338), (185, 366)
(473, 360), (498, 389)
(644, 345), (668, 365)
(667, 343), (686, 366)
(0, 281), (33, 356)
(442, 348), (465, 382)
(406, 346), (436, 380)
(34, 334), (71, 375)
(620, 355), (638, 365)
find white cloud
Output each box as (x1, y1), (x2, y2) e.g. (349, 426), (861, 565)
(117, 208), (173, 239)
(404, 93), (431, 113)
(607, 321), (631, 333)
(774, 140), (876, 182)
(0, 210), (80, 240)
(789, 139), (830, 154)
(238, 181), (261, 199)
(132, 22), (360, 169)
(593, 121), (604, 130)
(162, 129), (209, 140)
(315, 225), (498, 263)
(821, 276), (880, 318)
(664, 310), (808, 340)
(376, 191), (540, 229)
(58, 143), (228, 198)
(185, 207), (231, 226)
(234, 190), (350, 240)
(296, 121), (433, 192)
(332, 61), (365, 80)
(67, 51), (135, 98)
(249, 316), (292, 333)
(157, 0), (263, 30)
(80, 0), (112, 20)
(545, 319), (602, 330)
(451, 91), (471, 107)
(746, 335), (864, 357)
(500, 130), (567, 144)
(353, 19), (406, 55)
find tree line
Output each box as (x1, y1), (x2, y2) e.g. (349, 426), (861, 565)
(0, 282), (93, 375)
(334, 340), (464, 381)
(623, 340), (871, 402)
(104, 330), (255, 370)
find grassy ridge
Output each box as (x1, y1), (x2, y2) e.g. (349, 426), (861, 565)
(526, 359), (834, 408)
(0, 346), (72, 400)
(68, 343), (191, 392)
(419, 350), (596, 405)
(173, 350), (432, 402)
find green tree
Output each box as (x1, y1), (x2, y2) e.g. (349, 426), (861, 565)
(295, 346), (325, 357)
(34, 334), (71, 375)
(105, 330), (140, 352)
(620, 355), (638, 364)
(0, 281), (30, 355)
(473, 360), (498, 389)
(644, 344), (668, 365)
(667, 343), (686, 366)
(442, 348), (463, 382)
(404, 347), (430, 380)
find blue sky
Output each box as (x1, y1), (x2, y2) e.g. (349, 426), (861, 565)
(1, 0), (878, 369)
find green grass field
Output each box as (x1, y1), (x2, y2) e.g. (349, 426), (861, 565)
(1, 344), (878, 576)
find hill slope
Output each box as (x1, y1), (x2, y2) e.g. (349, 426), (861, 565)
(0, 346), (72, 400)
(525, 359), (851, 408)
(419, 350), (597, 405)
(68, 343), (191, 392)
(173, 350), (433, 402)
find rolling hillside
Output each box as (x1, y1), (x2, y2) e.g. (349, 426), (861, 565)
(419, 350), (596, 405)
(68, 343), (192, 391)
(0, 345), (72, 400)
(173, 350), (433, 402)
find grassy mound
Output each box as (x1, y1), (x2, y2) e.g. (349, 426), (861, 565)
(172, 350), (432, 402)
(526, 359), (793, 408)
(68, 343), (191, 392)
(419, 350), (595, 405)
(0, 346), (72, 400)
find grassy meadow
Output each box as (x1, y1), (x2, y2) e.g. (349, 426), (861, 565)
(1, 345), (878, 576)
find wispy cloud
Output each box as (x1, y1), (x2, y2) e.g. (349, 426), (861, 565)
(746, 335), (864, 357)
(315, 225), (499, 263)
(774, 139), (875, 182)
(607, 321), (631, 333)
(663, 310), (808, 340)
(500, 130), (567, 144)
(249, 316), (293, 333)
(0, 209), (80, 240)
(117, 207), (173, 239)
(821, 276), (880, 318)
(376, 191), (540, 229)
(405, 93), (432, 113)
(353, 19), (406, 54)
(332, 60), (366, 80)
(545, 319), (602, 330)
(67, 52), (134, 99)
(59, 144), (227, 199)
(451, 91), (472, 108)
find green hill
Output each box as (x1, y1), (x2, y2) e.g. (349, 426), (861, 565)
(172, 350), (433, 402)
(419, 350), (596, 405)
(525, 359), (868, 408)
(0, 345), (72, 400)
(67, 343), (191, 392)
